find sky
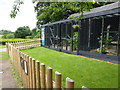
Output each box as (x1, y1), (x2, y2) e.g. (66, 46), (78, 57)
(0, 0), (37, 32)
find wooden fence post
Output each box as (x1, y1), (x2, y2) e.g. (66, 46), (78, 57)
(29, 57), (33, 88)
(19, 51), (22, 78)
(47, 67), (53, 88)
(36, 61), (41, 88)
(24, 54), (27, 88)
(41, 63), (46, 88)
(66, 77), (74, 89)
(26, 55), (30, 88)
(55, 71), (62, 89)
(32, 59), (36, 88)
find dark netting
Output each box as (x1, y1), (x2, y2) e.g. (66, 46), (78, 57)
(43, 14), (120, 56)
(102, 16), (119, 56)
(90, 17), (102, 50)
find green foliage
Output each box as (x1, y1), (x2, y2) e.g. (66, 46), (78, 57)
(34, 32), (40, 38)
(2, 34), (15, 39)
(98, 35), (113, 45)
(72, 24), (80, 29)
(10, 0), (24, 18)
(35, 2), (93, 25)
(0, 30), (13, 35)
(31, 28), (37, 36)
(0, 39), (31, 45)
(31, 28), (41, 39)
(68, 32), (78, 50)
(92, 2), (113, 8)
(10, 0), (113, 26)
(14, 26), (31, 38)
(25, 36), (33, 39)
(98, 35), (113, 53)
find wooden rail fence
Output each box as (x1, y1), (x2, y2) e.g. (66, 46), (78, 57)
(6, 40), (88, 89)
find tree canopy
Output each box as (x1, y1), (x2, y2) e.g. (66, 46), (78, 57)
(0, 30), (13, 35)
(35, 2), (93, 25)
(10, 1), (113, 26)
(14, 26), (31, 38)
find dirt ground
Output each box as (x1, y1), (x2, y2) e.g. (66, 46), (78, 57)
(0, 59), (18, 89)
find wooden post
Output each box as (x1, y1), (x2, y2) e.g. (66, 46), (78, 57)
(29, 57), (33, 88)
(47, 67), (53, 88)
(6, 43), (8, 54)
(19, 51), (22, 78)
(41, 63), (46, 88)
(16, 49), (19, 73)
(24, 54), (27, 88)
(22, 53), (26, 87)
(36, 61), (41, 88)
(32, 59), (36, 88)
(66, 77), (74, 89)
(55, 71), (62, 88)
(26, 55), (30, 88)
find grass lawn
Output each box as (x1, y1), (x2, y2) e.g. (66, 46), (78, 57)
(22, 47), (118, 88)
(0, 45), (6, 48)
(0, 51), (10, 60)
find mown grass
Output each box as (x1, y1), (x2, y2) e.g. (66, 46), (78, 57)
(0, 51), (10, 60)
(22, 47), (118, 88)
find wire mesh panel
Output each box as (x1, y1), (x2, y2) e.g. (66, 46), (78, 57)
(53, 24), (58, 48)
(90, 17), (102, 50)
(78, 19), (89, 51)
(66, 23), (72, 51)
(45, 26), (51, 47)
(43, 13), (119, 56)
(61, 23), (67, 50)
(102, 16), (119, 56)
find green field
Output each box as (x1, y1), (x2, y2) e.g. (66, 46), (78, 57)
(22, 47), (118, 88)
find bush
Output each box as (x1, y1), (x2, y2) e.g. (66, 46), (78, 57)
(2, 34), (14, 39)
(6, 34), (14, 39)
(2, 34), (7, 39)
(0, 39), (31, 45)
(34, 33), (40, 38)
(26, 36), (33, 39)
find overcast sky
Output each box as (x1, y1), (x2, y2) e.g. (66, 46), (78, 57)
(0, 0), (37, 32)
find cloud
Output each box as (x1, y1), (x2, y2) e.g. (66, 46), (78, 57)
(0, 0), (37, 32)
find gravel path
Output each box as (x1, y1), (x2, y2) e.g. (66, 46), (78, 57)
(0, 48), (6, 52)
(0, 59), (18, 89)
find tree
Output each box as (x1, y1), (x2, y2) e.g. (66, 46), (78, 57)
(31, 28), (37, 36)
(14, 26), (31, 38)
(0, 30), (13, 35)
(35, 2), (94, 25)
(10, 1), (113, 25)
(2, 33), (15, 39)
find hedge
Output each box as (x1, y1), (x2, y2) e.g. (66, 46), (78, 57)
(0, 39), (31, 45)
